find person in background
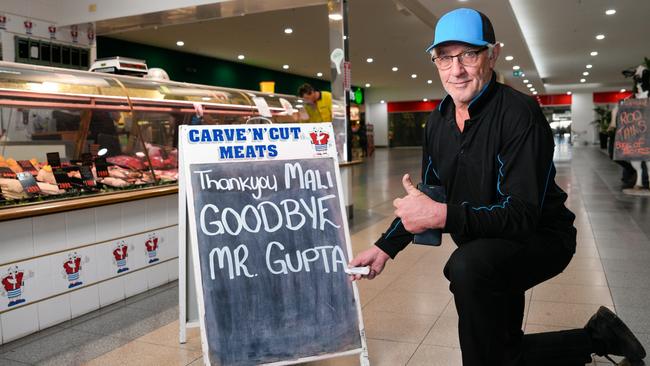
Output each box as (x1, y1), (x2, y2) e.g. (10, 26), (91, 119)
(297, 83), (332, 122)
(349, 7), (646, 366)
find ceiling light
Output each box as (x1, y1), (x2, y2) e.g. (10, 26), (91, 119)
(586, 64), (593, 69)
(343, 35), (347, 40)
(202, 97), (211, 101)
(329, 13), (343, 21)
(521, 73), (525, 77)
(427, 80), (433, 84)
(526, 83), (532, 87)
(583, 71), (589, 76)
(365, 83), (371, 88)
(513, 65), (521, 70)
(533, 91), (538, 95)
(366, 58), (374, 63)
(505, 56), (514, 61)
(620, 89), (626, 93)
(411, 74), (417, 79)
(605, 9), (616, 15)
(282, 64), (289, 70)
(316, 72), (323, 77)
(500, 42), (505, 47)
(176, 41), (184, 46)
(237, 54), (245, 60)
(423, 98), (428, 102)
(380, 100), (385, 103)
(523, 79), (529, 83)
(580, 78), (586, 83)
(567, 91), (572, 95)
(392, 66), (398, 72)
(590, 51), (598, 56)
(284, 28), (293, 34)
(596, 34), (605, 40)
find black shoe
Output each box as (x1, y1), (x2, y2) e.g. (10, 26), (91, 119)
(585, 306), (646, 362)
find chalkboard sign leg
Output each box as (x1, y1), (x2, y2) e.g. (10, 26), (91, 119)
(359, 348), (370, 366)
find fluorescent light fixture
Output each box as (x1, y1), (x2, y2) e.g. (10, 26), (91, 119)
(526, 83), (532, 87)
(365, 83), (371, 88)
(533, 91), (538, 95)
(427, 80), (433, 84)
(237, 54), (245, 60)
(392, 66), (398, 71)
(523, 79), (529, 83)
(500, 42), (505, 47)
(343, 35), (347, 40)
(282, 64), (289, 69)
(583, 71), (589, 76)
(513, 65), (521, 70)
(423, 98), (428, 102)
(605, 9), (616, 15)
(284, 28), (293, 34)
(329, 13), (343, 21)
(380, 100), (385, 103)
(521, 73), (525, 77)
(620, 89), (626, 93)
(317, 72), (323, 77)
(176, 41), (184, 46)
(366, 58), (374, 63)
(202, 97), (210, 101)
(505, 56), (514, 61)
(595, 34), (605, 40)
(590, 51), (598, 56)
(411, 74), (417, 79)
(586, 64), (593, 69)
(567, 91), (572, 95)
(580, 78), (586, 83)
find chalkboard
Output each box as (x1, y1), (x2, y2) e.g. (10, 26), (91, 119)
(189, 157), (362, 365)
(614, 98), (650, 160)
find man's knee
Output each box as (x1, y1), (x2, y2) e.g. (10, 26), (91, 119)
(444, 239), (509, 292)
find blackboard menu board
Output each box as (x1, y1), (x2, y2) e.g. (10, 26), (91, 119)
(189, 157), (362, 365)
(614, 98), (650, 160)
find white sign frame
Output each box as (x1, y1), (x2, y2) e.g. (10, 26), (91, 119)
(178, 123), (369, 366)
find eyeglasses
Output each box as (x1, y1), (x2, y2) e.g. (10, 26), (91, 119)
(431, 46), (489, 70)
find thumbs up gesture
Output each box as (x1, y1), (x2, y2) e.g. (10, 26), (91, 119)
(393, 174), (447, 233)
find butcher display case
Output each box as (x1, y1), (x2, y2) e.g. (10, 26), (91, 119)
(0, 61), (305, 218)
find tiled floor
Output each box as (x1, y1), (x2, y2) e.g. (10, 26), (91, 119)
(1, 145), (649, 365)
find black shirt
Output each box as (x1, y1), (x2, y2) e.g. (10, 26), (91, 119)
(375, 73), (576, 258)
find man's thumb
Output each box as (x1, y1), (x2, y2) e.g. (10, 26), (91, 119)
(402, 174), (419, 195)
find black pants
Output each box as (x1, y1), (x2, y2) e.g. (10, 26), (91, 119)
(443, 234), (594, 366)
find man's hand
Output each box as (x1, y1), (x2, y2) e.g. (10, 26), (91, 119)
(393, 174), (447, 233)
(348, 246), (390, 281)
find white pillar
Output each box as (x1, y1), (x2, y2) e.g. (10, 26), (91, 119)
(570, 92), (596, 145)
(366, 102), (388, 147)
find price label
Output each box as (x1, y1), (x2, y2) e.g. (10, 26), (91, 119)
(53, 168), (73, 190)
(17, 172), (41, 196)
(17, 160), (38, 175)
(0, 167), (16, 179)
(95, 157), (109, 178)
(47, 152), (62, 168)
(79, 166), (96, 187)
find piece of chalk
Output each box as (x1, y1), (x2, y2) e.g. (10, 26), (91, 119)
(345, 266), (370, 275)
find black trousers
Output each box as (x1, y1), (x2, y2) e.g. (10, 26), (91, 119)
(443, 234), (594, 366)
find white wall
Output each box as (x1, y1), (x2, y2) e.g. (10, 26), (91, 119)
(366, 102), (388, 147)
(571, 92), (596, 145)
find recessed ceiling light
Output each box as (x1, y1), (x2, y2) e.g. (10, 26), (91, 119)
(513, 65), (521, 70)
(505, 56), (514, 61)
(500, 42), (505, 47)
(392, 66), (398, 72)
(521, 73), (526, 77)
(427, 80), (433, 84)
(605, 9), (616, 15)
(380, 100), (385, 103)
(620, 89), (626, 93)
(316, 72), (323, 77)
(343, 35), (348, 40)
(282, 64), (289, 70)
(176, 41), (184, 46)
(329, 13), (343, 21)
(583, 71), (589, 76)
(567, 91), (572, 95)
(596, 34), (605, 40)
(580, 78), (586, 83)
(523, 79), (529, 83)
(586, 64), (593, 69)
(237, 54), (245, 60)
(423, 98), (428, 102)
(284, 28), (293, 34)
(366, 58), (374, 63)
(533, 91), (538, 95)
(365, 83), (371, 88)
(526, 83), (532, 87)
(411, 74), (417, 79)
(590, 51), (598, 56)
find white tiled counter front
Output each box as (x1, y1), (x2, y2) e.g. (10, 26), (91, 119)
(0, 194), (179, 343)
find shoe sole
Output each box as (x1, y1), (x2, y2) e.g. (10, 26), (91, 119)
(598, 307), (647, 361)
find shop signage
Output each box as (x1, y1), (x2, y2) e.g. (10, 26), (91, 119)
(179, 123), (367, 366)
(614, 98), (650, 160)
(513, 70), (523, 77)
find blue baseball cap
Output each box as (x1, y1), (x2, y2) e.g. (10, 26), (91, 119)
(425, 8), (496, 53)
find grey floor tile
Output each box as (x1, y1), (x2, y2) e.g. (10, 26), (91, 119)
(613, 306), (650, 334)
(126, 288), (178, 314)
(0, 358), (31, 365)
(123, 281), (178, 307)
(596, 247), (650, 260)
(610, 287), (650, 309)
(606, 271), (650, 289)
(602, 258), (650, 274)
(0, 325), (66, 354)
(71, 305), (176, 341)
